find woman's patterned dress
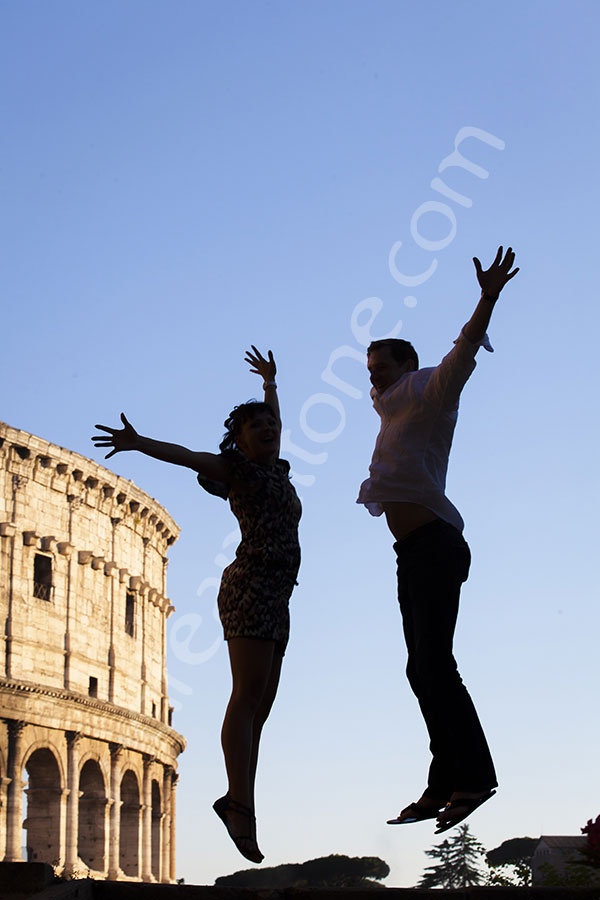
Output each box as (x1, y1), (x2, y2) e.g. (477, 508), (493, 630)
(198, 449), (301, 654)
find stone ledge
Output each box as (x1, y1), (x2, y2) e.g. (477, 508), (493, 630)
(0, 677), (186, 754)
(90, 888), (600, 900)
(6, 879), (598, 900)
(0, 861), (55, 894)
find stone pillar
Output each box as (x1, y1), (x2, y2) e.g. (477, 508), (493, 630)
(108, 743), (122, 880)
(108, 517), (121, 703)
(160, 765), (172, 883)
(63, 731), (81, 876)
(169, 772), (178, 883)
(0, 775), (12, 860)
(4, 719), (26, 861)
(160, 557), (169, 723)
(141, 754), (154, 882)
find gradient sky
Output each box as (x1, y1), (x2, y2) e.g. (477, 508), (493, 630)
(2, 0), (599, 886)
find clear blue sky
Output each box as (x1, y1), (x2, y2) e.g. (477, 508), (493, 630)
(2, 0), (599, 886)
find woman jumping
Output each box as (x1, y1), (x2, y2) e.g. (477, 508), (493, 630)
(92, 346), (301, 864)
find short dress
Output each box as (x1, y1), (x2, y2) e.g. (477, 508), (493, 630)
(197, 448), (302, 655)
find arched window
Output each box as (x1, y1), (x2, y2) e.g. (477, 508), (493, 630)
(151, 780), (162, 879)
(78, 759), (106, 872)
(24, 748), (62, 865)
(119, 770), (140, 877)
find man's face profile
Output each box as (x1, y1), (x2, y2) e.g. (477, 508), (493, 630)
(367, 346), (413, 394)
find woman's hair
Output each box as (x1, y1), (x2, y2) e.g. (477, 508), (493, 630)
(219, 401), (277, 453)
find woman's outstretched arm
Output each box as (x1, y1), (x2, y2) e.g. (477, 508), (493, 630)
(92, 413), (230, 482)
(244, 345), (280, 424)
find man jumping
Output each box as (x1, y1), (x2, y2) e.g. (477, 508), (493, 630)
(357, 247), (518, 833)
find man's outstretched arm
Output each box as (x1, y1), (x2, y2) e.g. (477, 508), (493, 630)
(463, 246), (519, 345)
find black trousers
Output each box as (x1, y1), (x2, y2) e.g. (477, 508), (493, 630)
(394, 519), (497, 799)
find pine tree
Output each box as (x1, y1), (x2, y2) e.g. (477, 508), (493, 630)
(417, 824), (486, 888)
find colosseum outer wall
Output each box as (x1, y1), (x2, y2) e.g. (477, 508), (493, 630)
(0, 420), (186, 881)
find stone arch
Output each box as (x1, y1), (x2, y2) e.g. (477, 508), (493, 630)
(78, 749), (110, 798)
(119, 768), (140, 877)
(78, 758), (107, 872)
(23, 747), (63, 865)
(151, 778), (162, 879)
(22, 739), (66, 785)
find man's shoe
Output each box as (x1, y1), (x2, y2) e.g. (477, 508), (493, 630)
(387, 799), (445, 825)
(434, 789), (496, 834)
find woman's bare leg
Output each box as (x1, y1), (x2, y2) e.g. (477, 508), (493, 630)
(219, 637), (281, 856)
(249, 649), (283, 801)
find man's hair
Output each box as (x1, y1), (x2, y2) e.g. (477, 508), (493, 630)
(367, 338), (419, 370)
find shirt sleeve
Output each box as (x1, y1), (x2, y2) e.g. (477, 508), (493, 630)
(195, 449), (238, 500)
(422, 328), (493, 409)
(196, 472), (229, 499)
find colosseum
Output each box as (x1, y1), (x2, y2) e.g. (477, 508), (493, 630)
(0, 420), (186, 882)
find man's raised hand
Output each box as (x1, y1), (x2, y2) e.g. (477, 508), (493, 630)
(245, 345), (276, 384)
(92, 413), (139, 459)
(473, 246), (519, 299)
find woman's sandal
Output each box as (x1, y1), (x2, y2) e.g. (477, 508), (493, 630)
(213, 794), (264, 863)
(434, 789), (496, 834)
(387, 799), (446, 825)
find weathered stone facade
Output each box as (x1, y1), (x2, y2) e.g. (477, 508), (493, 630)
(0, 421), (185, 882)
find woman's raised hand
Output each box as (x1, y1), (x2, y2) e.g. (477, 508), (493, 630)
(245, 345), (276, 384)
(92, 413), (139, 459)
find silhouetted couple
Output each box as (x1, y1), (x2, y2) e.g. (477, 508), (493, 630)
(93, 247), (518, 861)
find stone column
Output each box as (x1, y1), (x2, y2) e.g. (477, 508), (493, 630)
(160, 765), (172, 883)
(108, 517), (121, 703)
(0, 775), (11, 859)
(160, 557), (169, 723)
(63, 731), (82, 876)
(169, 772), (178, 883)
(141, 754), (154, 882)
(4, 719), (26, 861)
(64, 495), (83, 690)
(108, 743), (122, 880)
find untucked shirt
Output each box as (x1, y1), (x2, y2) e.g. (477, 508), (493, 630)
(356, 329), (492, 533)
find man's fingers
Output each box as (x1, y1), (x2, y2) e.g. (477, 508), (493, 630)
(493, 246), (503, 265)
(120, 413), (131, 427)
(506, 267), (520, 281)
(105, 449), (118, 459)
(473, 257), (483, 275)
(94, 424), (114, 434)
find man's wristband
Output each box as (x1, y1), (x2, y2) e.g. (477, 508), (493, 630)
(482, 291), (499, 302)
(263, 381), (277, 390)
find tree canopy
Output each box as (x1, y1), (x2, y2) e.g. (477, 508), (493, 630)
(216, 854), (390, 889)
(417, 824), (485, 888)
(486, 836), (538, 867)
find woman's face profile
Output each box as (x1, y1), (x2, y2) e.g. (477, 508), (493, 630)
(236, 410), (280, 462)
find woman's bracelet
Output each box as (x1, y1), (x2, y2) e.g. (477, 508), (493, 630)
(263, 381), (277, 390)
